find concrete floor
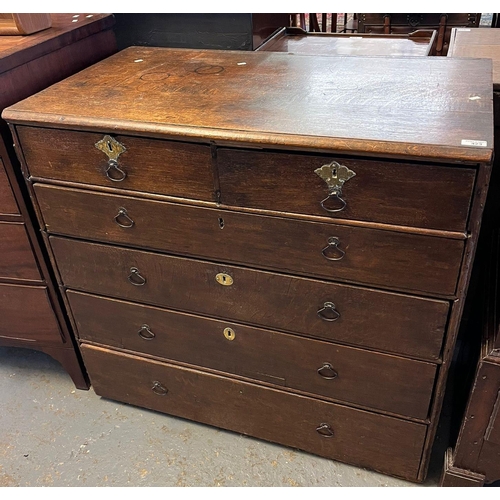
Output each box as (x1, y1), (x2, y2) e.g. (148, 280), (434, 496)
(0, 346), (445, 487)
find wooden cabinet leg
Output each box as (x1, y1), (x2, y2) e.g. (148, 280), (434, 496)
(40, 346), (89, 390)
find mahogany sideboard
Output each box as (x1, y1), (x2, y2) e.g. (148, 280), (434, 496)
(0, 13), (117, 389)
(3, 47), (493, 481)
(439, 26), (500, 487)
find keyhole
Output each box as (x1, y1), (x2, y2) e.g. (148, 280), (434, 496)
(332, 168), (337, 176)
(107, 141), (114, 152)
(218, 217), (224, 229)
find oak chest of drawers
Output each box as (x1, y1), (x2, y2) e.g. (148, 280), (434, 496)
(3, 47), (494, 482)
(0, 13), (117, 388)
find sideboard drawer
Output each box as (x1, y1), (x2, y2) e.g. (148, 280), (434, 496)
(0, 283), (61, 343)
(52, 237), (449, 360)
(81, 344), (428, 481)
(69, 291), (437, 419)
(218, 149), (476, 232)
(0, 157), (19, 216)
(18, 127), (215, 201)
(0, 222), (41, 281)
(37, 184), (464, 295)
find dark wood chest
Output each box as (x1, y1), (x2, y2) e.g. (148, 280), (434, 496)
(2, 47), (493, 482)
(0, 13), (117, 388)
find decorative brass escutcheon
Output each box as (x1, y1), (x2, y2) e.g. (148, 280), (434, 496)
(95, 135), (127, 162)
(314, 161), (356, 213)
(216, 273), (233, 286)
(223, 327), (236, 341)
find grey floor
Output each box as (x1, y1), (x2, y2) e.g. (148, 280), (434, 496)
(0, 347), (444, 487)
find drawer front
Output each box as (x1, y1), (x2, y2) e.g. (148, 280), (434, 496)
(0, 222), (41, 281)
(18, 127), (214, 201)
(52, 237), (448, 360)
(0, 283), (61, 343)
(81, 344), (427, 481)
(218, 149), (476, 232)
(0, 157), (19, 216)
(37, 184), (464, 295)
(69, 291), (437, 419)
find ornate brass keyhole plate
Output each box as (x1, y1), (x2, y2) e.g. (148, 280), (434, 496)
(95, 135), (127, 161)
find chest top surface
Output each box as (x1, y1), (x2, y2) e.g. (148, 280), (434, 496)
(0, 13), (114, 74)
(448, 28), (500, 89)
(2, 46), (493, 162)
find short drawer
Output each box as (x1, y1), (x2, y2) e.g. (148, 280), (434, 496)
(218, 148), (476, 232)
(70, 291), (437, 419)
(52, 237), (448, 361)
(0, 222), (41, 281)
(17, 127), (214, 201)
(36, 184), (464, 295)
(0, 157), (19, 216)
(0, 283), (61, 343)
(81, 344), (428, 481)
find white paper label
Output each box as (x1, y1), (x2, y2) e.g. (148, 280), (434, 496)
(457, 28), (471, 31)
(461, 139), (487, 147)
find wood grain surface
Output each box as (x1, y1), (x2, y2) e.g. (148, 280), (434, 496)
(0, 222), (41, 281)
(0, 157), (19, 216)
(81, 344), (428, 481)
(69, 290), (437, 419)
(3, 47), (493, 162)
(36, 184), (465, 295)
(52, 237), (449, 361)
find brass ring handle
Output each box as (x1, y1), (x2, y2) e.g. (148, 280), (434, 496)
(320, 191), (347, 213)
(317, 302), (341, 322)
(128, 267), (146, 286)
(114, 207), (134, 228)
(316, 423), (334, 438)
(138, 324), (155, 340)
(321, 237), (345, 261)
(105, 159), (127, 182)
(151, 381), (168, 396)
(317, 362), (338, 380)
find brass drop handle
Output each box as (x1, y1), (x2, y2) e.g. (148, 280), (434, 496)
(320, 190), (347, 213)
(151, 381), (168, 396)
(316, 423), (334, 438)
(128, 267), (146, 286)
(321, 237), (345, 261)
(138, 324), (155, 340)
(105, 159), (127, 182)
(317, 362), (338, 380)
(114, 207), (134, 228)
(317, 302), (341, 322)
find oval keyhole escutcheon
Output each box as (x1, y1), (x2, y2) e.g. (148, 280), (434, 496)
(224, 327), (235, 341)
(216, 273), (233, 286)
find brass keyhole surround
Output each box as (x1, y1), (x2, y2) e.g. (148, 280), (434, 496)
(223, 327), (235, 341)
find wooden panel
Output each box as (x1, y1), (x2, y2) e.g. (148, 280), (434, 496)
(454, 361), (500, 471)
(81, 344), (428, 481)
(36, 185), (464, 295)
(53, 238), (449, 360)
(0, 222), (41, 281)
(69, 291), (437, 419)
(0, 157), (19, 215)
(0, 283), (61, 343)
(2, 47), (493, 163)
(258, 30), (435, 57)
(17, 127), (214, 201)
(218, 148), (476, 232)
(485, 391), (500, 446)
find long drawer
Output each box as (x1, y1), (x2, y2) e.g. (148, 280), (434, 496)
(36, 184), (464, 295)
(52, 237), (449, 360)
(69, 290), (437, 419)
(81, 344), (428, 481)
(17, 127), (215, 201)
(0, 283), (62, 343)
(0, 222), (41, 281)
(217, 148), (476, 232)
(0, 157), (19, 216)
